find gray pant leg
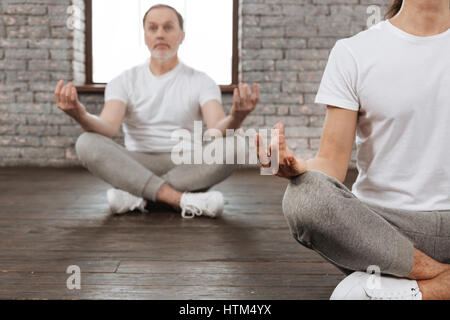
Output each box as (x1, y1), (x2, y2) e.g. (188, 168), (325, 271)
(435, 212), (450, 264)
(75, 132), (168, 202)
(161, 134), (249, 192)
(282, 169), (415, 277)
(367, 203), (450, 264)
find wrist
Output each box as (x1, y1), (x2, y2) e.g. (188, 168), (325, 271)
(75, 109), (89, 124)
(230, 113), (246, 125)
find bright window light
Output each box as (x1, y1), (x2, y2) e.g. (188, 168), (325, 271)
(92, 0), (233, 85)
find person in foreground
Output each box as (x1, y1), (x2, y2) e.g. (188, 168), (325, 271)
(257, 0), (450, 299)
(54, 4), (259, 219)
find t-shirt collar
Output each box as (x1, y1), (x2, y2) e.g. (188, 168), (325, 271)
(146, 59), (183, 80)
(385, 19), (450, 43)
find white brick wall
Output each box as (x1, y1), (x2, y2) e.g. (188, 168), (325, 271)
(0, 0), (391, 167)
(240, 0), (390, 167)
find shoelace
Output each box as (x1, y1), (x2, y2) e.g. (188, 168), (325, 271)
(181, 204), (203, 219)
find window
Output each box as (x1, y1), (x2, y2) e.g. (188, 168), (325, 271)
(80, 0), (238, 93)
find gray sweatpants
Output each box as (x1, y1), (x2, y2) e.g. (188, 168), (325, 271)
(75, 132), (249, 202)
(282, 169), (450, 277)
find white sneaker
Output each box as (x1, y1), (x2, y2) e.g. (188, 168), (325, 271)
(106, 188), (147, 214)
(330, 271), (422, 300)
(180, 191), (224, 219)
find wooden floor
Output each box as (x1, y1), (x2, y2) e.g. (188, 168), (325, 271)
(0, 167), (357, 300)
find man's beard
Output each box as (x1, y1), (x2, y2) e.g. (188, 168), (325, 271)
(150, 47), (178, 62)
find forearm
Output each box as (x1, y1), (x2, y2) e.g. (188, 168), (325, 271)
(305, 156), (348, 183)
(212, 115), (245, 136)
(77, 111), (117, 139)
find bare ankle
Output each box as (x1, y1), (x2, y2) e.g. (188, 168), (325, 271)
(156, 183), (182, 210)
(407, 248), (449, 280)
(418, 269), (450, 300)
(418, 280), (433, 300)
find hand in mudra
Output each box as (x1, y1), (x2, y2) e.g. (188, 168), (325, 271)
(54, 80), (86, 121)
(256, 122), (308, 178)
(230, 83), (259, 121)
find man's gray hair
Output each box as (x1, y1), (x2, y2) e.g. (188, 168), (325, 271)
(142, 4), (184, 31)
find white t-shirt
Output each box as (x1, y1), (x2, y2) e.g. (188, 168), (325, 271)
(105, 60), (222, 152)
(315, 20), (450, 211)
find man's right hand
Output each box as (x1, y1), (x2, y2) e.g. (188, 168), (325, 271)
(54, 80), (87, 121)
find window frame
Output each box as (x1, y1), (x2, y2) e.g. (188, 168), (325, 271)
(76, 0), (239, 94)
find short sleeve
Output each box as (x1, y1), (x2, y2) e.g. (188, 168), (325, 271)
(197, 73), (222, 106)
(315, 40), (360, 111)
(104, 73), (130, 105)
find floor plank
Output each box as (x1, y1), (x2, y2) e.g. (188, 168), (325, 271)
(0, 167), (357, 300)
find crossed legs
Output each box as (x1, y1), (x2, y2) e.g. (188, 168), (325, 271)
(282, 169), (450, 299)
(75, 132), (247, 210)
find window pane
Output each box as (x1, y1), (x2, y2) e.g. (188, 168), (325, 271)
(92, 0), (233, 85)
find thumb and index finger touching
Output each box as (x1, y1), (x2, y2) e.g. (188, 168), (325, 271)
(55, 80), (80, 109)
(255, 122), (287, 166)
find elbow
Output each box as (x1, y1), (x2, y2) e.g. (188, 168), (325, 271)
(106, 129), (118, 139)
(309, 154), (349, 183)
(335, 160), (351, 183)
(337, 170), (348, 184)
(105, 122), (120, 139)
(330, 159), (349, 183)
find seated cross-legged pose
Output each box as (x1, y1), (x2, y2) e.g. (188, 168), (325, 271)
(54, 4), (259, 218)
(257, 0), (450, 300)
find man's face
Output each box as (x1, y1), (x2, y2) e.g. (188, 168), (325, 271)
(144, 8), (185, 61)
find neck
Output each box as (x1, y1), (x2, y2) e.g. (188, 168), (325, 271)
(390, 0), (450, 36)
(149, 55), (179, 76)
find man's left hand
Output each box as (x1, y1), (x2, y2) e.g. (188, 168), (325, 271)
(230, 83), (259, 122)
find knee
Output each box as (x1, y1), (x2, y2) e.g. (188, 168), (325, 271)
(75, 132), (107, 165)
(282, 170), (329, 234)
